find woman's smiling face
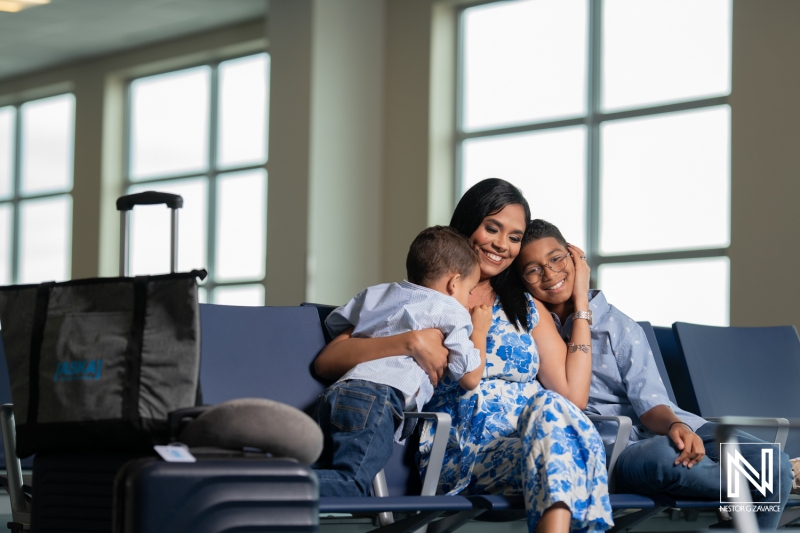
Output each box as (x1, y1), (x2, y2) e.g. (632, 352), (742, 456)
(468, 203), (527, 281)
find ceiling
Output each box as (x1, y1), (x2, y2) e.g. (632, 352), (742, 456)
(0, 0), (268, 81)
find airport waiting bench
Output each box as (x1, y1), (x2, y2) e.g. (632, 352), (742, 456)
(1, 307), (797, 532)
(0, 305), (660, 532)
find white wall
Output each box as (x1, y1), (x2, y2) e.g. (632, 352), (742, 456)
(729, 0), (800, 327)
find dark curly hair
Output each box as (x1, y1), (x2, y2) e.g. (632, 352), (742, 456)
(449, 178), (531, 330)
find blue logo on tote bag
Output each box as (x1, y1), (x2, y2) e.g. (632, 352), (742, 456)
(53, 360), (103, 382)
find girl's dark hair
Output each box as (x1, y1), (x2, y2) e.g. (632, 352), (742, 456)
(523, 219), (568, 247)
(449, 178), (531, 330)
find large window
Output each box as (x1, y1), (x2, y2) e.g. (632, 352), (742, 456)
(0, 94), (75, 286)
(125, 53), (269, 306)
(457, 0), (731, 326)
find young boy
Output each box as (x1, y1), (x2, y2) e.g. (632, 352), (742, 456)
(313, 225), (491, 497)
(516, 219), (791, 529)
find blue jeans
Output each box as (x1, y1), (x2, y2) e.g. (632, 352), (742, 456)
(614, 422), (792, 529)
(312, 380), (404, 497)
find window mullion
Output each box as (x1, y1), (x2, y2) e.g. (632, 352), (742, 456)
(586, 0), (603, 286)
(206, 63), (220, 298)
(11, 105), (22, 285)
(454, 8), (467, 208)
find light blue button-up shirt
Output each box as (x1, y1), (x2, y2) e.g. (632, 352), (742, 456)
(325, 280), (481, 413)
(552, 290), (707, 446)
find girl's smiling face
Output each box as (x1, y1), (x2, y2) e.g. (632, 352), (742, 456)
(468, 203), (527, 281)
(516, 237), (575, 306)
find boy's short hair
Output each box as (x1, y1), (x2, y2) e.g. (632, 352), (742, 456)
(406, 226), (479, 286)
(522, 219), (568, 247)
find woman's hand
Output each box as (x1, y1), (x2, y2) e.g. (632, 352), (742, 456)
(567, 244), (590, 307)
(407, 329), (450, 386)
(313, 328), (448, 384)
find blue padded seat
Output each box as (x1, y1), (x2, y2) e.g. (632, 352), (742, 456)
(672, 322), (800, 458)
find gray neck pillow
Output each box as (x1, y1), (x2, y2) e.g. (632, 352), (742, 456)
(179, 398), (323, 465)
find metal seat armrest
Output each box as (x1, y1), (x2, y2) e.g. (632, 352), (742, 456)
(1, 404), (31, 526)
(372, 469), (394, 526)
(586, 414), (632, 488)
(405, 411), (452, 496)
(370, 411), (451, 530)
(705, 416), (789, 448)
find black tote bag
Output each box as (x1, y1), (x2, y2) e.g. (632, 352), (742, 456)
(0, 270), (205, 457)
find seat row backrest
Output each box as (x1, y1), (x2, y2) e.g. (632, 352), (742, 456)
(198, 304), (328, 413)
(670, 322), (800, 458)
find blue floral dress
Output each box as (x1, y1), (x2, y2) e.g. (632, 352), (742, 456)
(419, 294), (613, 532)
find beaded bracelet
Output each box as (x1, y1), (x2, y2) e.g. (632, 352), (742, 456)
(567, 343), (589, 354)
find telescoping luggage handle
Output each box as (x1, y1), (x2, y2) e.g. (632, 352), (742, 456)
(116, 191), (183, 277)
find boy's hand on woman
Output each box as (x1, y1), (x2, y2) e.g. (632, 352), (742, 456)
(470, 304), (493, 336)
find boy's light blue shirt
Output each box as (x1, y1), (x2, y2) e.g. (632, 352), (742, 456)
(552, 290), (707, 446)
(325, 280), (481, 413)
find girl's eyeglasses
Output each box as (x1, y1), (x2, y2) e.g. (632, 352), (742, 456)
(522, 254), (569, 284)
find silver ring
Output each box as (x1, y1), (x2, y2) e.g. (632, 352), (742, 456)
(580, 255), (587, 260)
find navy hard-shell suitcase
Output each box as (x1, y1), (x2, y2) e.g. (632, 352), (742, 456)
(113, 457), (319, 533)
(30, 451), (146, 532)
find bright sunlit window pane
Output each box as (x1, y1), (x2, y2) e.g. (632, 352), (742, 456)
(20, 94), (74, 196)
(18, 195), (71, 283)
(215, 169), (266, 282)
(462, 126), (587, 247)
(599, 106), (730, 255)
(0, 203), (11, 285)
(598, 257), (729, 327)
(213, 284), (264, 306)
(462, 0), (587, 131)
(218, 54), (269, 169)
(0, 107), (13, 199)
(130, 67), (210, 180)
(602, 0), (731, 112)
(128, 178), (207, 275)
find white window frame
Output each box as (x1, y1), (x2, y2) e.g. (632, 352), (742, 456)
(123, 53), (269, 303)
(454, 0), (730, 285)
(1, 93), (75, 284)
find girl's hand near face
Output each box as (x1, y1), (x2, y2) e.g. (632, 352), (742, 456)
(567, 243), (591, 308)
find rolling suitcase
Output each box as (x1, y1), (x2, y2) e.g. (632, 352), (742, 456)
(20, 192), (196, 533)
(113, 457), (319, 533)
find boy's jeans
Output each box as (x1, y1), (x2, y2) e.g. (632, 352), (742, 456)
(614, 422), (792, 530)
(313, 380), (404, 497)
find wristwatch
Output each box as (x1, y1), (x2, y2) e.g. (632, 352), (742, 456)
(574, 310), (593, 325)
